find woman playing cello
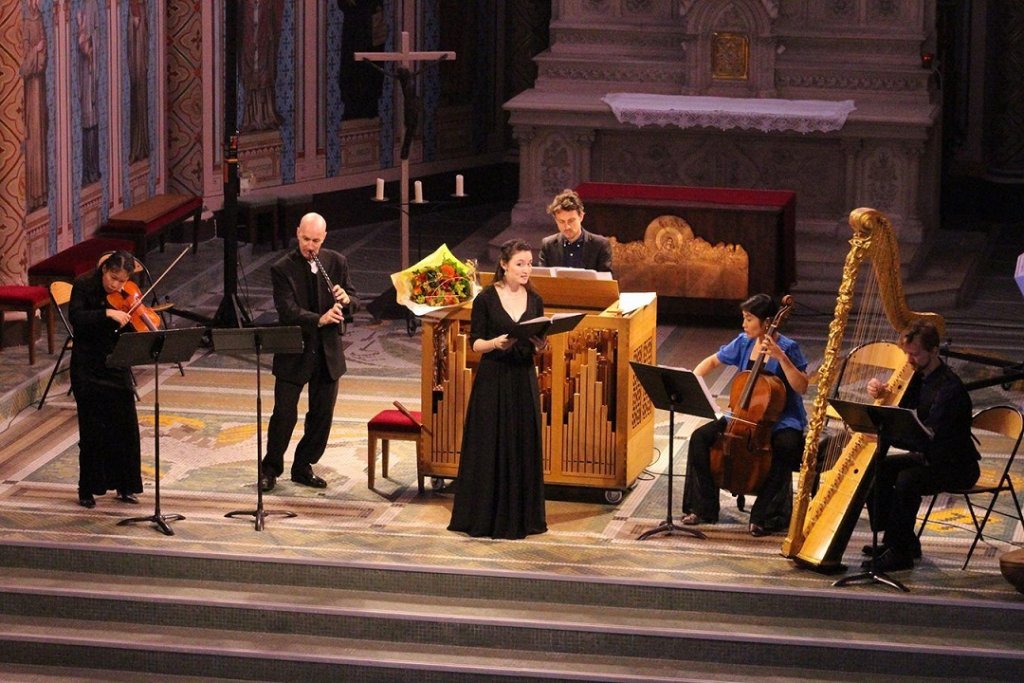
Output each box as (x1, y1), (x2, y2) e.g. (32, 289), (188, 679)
(681, 293), (809, 536)
(69, 250), (144, 508)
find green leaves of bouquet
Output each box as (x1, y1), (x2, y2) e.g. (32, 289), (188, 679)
(408, 258), (475, 306)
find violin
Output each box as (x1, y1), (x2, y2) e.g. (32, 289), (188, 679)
(709, 295), (794, 495)
(108, 280), (162, 332)
(104, 246), (191, 333)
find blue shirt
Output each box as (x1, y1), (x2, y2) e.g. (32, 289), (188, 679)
(716, 332), (808, 433)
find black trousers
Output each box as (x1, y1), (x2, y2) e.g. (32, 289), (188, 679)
(682, 417), (803, 528)
(867, 451), (980, 556)
(263, 358), (339, 477)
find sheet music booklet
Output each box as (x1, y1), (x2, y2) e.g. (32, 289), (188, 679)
(509, 312), (586, 340)
(828, 398), (933, 451)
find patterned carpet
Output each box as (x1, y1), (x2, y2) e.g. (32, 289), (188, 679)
(1, 213), (1023, 607)
(0, 307), (1022, 605)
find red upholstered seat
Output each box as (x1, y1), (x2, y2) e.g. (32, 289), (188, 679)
(367, 407), (423, 490)
(368, 409), (422, 432)
(27, 237), (136, 285)
(0, 285), (55, 365)
(0, 286), (49, 306)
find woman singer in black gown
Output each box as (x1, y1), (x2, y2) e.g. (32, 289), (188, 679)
(69, 250), (144, 508)
(448, 239), (549, 539)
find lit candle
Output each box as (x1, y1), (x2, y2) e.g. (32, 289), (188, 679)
(455, 174), (464, 197)
(414, 180), (424, 203)
(375, 178), (385, 201)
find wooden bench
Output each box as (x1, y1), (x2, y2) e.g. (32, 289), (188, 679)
(27, 237), (137, 286)
(98, 193), (203, 259)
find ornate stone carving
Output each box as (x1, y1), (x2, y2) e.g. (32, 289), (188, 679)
(539, 134), (574, 197)
(679, 0), (778, 20)
(624, 0), (654, 14)
(865, 149), (901, 213)
(775, 73), (924, 92)
(555, 30), (682, 49)
(829, 0), (856, 18)
(870, 0), (900, 19)
(540, 65), (680, 84)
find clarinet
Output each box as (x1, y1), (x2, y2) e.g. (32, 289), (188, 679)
(311, 252), (347, 335)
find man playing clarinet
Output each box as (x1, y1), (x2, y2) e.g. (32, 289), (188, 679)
(260, 212), (359, 492)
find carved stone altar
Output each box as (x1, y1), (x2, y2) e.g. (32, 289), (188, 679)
(502, 0), (941, 289)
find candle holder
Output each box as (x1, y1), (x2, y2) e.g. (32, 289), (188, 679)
(367, 173), (468, 336)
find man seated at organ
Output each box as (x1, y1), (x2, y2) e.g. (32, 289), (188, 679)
(538, 189), (613, 274)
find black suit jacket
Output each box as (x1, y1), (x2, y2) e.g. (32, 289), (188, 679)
(537, 229), (613, 273)
(270, 248), (359, 383)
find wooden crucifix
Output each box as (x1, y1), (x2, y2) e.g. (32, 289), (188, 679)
(356, 30), (455, 269)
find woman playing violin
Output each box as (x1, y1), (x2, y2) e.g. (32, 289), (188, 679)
(69, 250), (143, 508)
(681, 293), (809, 536)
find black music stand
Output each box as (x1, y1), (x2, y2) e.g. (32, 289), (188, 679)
(107, 327), (205, 536)
(213, 326), (303, 531)
(828, 399), (933, 593)
(630, 362), (718, 541)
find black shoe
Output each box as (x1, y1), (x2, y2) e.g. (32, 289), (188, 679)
(115, 491), (139, 504)
(259, 469), (276, 492)
(749, 523), (770, 537)
(290, 466), (327, 488)
(860, 548), (914, 572)
(861, 543), (922, 559)
(78, 494), (96, 509)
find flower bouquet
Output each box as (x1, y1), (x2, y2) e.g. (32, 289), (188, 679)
(391, 244), (478, 317)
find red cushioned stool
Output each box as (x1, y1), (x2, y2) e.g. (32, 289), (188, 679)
(0, 285), (55, 365)
(367, 401), (422, 490)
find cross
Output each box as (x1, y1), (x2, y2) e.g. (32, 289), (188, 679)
(356, 31), (456, 269)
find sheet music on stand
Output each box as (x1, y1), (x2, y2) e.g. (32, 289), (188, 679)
(828, 399), (933, 452)
(531, 266), (612, 281)
(629, 361), (719, 541)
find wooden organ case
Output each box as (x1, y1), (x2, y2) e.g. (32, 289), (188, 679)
(418, 276), (657, 501)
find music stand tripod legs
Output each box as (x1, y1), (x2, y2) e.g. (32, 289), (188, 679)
(637, 407), (706, 540)
(109, 329), (204, 536)
(832, 432), (909, 593)
(213, 327), (301, 531)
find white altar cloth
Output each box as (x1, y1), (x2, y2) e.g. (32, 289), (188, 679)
(602, 93), (856, 134)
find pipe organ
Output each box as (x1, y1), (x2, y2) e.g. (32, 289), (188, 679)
(417, 276), (657, 500)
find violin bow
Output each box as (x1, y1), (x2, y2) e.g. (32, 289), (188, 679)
(125, 245), (191, 316)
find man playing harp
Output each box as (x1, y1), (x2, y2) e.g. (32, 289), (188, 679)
(785, 208), (967, 571)
(859, 320), (980, 571)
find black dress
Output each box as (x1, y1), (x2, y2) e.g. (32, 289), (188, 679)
(448, 285), (547, 539)
(69, 270), (143, 497)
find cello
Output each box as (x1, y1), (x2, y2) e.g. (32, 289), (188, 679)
(709, 295), (794, 496)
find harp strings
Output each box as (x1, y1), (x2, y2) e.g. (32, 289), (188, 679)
(818, 260), (890, 472)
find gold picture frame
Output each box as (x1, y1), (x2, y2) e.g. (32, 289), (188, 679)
(712, 32), (749, 81)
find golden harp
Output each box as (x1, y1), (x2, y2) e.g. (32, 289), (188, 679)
(782, 208), (945, 570)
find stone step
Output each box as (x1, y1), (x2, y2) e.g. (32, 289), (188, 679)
(1, 559), (1023, 681)
(0, 614), (931, 683)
